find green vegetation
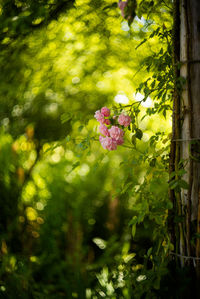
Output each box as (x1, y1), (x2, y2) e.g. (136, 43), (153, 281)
(0, 0), (197, 298)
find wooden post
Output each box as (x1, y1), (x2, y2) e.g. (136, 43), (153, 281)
(179, 0), (200, 274)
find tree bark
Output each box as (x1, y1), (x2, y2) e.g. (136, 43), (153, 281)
(179, 0), (200, 271)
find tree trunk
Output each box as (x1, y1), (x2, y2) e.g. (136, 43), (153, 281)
(177, 0), (200, 275)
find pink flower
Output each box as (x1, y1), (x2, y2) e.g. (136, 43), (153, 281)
(99, 136), (117, 151)
(99, 124), (110, 136)
(99, 136), (107, 150)
(118, 114), (131, 127)
(99, 135), (104, 143)
(109, 126), (124, 140)
(116, 137), (124, 145)
(118, 1), (128, 18)
(101, 107), (110, 117)
(104, 119), (111, 125)
(94, 110), (105, 124)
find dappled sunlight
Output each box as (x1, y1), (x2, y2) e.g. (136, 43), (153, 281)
(114, 93), (129, 104)
(1, 0), (193, 297)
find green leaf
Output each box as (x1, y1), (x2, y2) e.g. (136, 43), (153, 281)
(103, 2), (117, 10)
(135, 38), (147, 50)
(71, 161), (80, 171)
(121, 182), (133, 194)
(135, 129), (143, 140)
(132, 135), (136, 146)
(169, 171), (176, 180)
(132, 225), (136, 238)
(178, 179), (189, 190)
(123, 253), (136, 263)
(163, 110), (166, 118)
(169, 180), (179, 190)
(78, 125), (84, 132)
(149, 158), (156, 167)
(129, 216), (138, 226)
(166, 201), (173, 209)
(147, 247), (152, 257)
(61, 112), (71, 124)
(177, 169), (187, 176)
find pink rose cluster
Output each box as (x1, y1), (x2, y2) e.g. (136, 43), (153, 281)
(118, 113), (132, 127)
(94, 108), (111, 125)
(94, 106), (131, 151)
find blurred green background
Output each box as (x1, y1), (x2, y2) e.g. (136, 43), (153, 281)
(0, 0), (173, 298)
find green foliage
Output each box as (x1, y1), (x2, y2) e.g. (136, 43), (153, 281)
(0, 0), (191, 298)
(0, 0), (75, 46)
